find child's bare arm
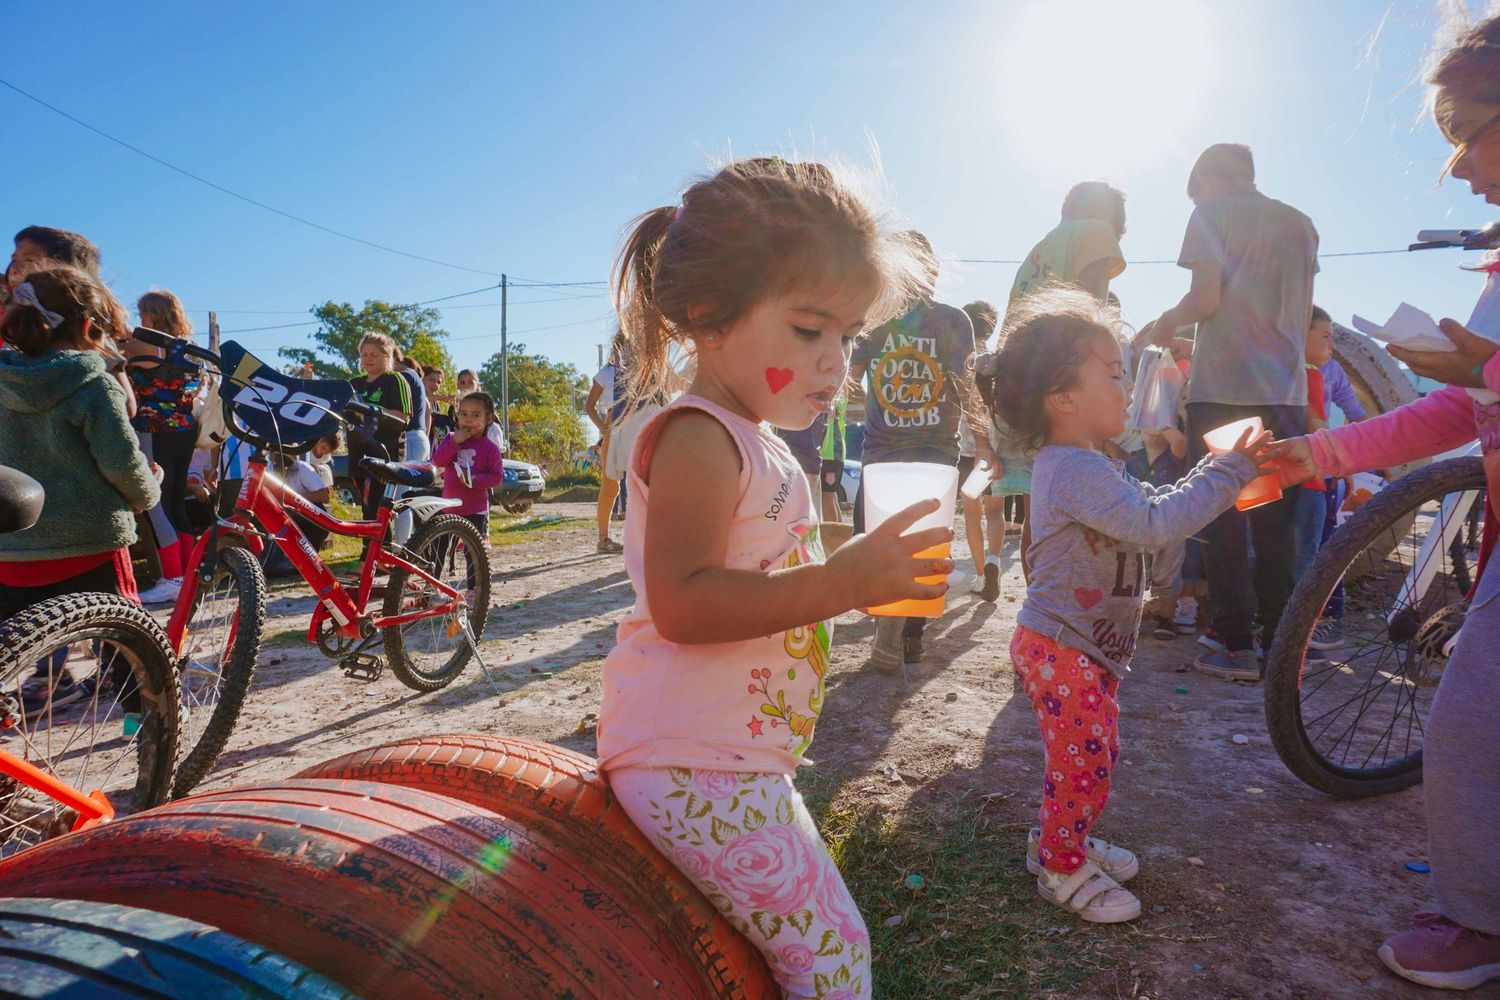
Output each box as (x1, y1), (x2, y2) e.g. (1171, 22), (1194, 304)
(644, 411), (950, 645)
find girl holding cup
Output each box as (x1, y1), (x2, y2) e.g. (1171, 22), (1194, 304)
(598, 156), (953, 997)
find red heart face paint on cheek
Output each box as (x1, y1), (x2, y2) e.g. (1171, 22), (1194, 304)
(765, 368), (794, 394)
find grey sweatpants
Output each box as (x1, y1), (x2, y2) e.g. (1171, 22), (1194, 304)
(1426, 549), (1500, 933)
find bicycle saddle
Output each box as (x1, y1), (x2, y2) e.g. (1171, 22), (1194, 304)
(357, 458), (437, 488)
(0, 466), (44, 534)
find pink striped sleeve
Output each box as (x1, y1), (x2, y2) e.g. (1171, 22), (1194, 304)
(1308, 383), (1478, 477)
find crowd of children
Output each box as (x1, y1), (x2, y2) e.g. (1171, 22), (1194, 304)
(2, 10), (1498, 996)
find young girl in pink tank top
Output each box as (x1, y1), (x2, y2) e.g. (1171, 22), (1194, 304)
(599, 158), (953, 998)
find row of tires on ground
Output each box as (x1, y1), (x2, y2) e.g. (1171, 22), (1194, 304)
(0, 734), (773, 998)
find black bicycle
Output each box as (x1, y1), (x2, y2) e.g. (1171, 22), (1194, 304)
(1264, 223), (1498, 798)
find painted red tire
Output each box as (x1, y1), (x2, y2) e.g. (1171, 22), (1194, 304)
(0, 779), (714, 999)
(295, 734), (775, 997)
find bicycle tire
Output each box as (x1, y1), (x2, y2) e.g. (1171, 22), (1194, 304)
(0, 896), (353, 999)
(295, 734), (777, 998)
(381, 513), (490, 691)
(1265, 456), (1486, 798)
(173, 546), (265, 798)
(0, 593), (179, 854)
(0, 778), (710, 998)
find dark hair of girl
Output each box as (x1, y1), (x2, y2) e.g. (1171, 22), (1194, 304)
(459, 390), (497, 426)
(981, 283), (1122, 455)
(1, 266), (111, 357)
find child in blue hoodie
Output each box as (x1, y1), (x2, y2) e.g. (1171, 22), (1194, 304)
(0, 266), (160, 714)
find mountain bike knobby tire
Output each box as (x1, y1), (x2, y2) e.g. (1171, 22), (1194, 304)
(382, 513), (490, 691)
(0, 896), (353, 999)
(296, 734), (776, 998)
(1265, 456), (1486, 799)
(0, 593), (179, 825)
(0, 778), (717, 999)
(173, 545), (265, 798)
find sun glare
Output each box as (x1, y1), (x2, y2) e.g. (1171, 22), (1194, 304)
(993, 0), (1217, 174)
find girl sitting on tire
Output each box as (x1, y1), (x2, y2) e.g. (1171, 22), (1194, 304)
(982, 285), (1271, 925)
(1271, 13), (1500, 989)
(598, 156), (949, 998)
(0, 266), (160, 714)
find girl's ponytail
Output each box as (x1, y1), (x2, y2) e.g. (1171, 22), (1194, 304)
(612, 205), (678, 411)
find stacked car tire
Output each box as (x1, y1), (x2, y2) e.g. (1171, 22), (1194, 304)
(0, 735), (774, 999)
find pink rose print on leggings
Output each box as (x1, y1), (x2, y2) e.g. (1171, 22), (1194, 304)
(691, 769), (741, 800)
(777, 943), (815, 973)
(815, 871), (870, 948)
(711, 823), (819, 913)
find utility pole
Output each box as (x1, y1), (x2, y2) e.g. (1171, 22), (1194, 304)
(208, 311), (220, 354)
(500, 274), (509, 448)
(597, 343), (604, 369)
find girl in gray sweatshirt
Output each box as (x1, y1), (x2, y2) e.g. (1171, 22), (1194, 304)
(979, 286), (1269, 925)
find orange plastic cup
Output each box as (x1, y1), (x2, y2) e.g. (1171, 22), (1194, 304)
(866, 543), (952, 617)
(1202, 416), (1283, 512)
(861, 462), (958, 618)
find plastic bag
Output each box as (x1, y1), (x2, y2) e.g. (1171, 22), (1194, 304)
(1128, 347), (1185, 433)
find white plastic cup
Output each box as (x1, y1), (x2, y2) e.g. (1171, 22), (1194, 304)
(1202, 416), (1263, 454)
(862, 461), (958, 617)
(960, 460), (994, 501)
(1202, 416), (1283, 511)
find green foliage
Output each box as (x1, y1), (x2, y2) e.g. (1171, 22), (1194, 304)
(477, 343), (589, 469)
(507, 400), (587, 471)
(477, 342), (588, 409)
(278, 300), (450, 380)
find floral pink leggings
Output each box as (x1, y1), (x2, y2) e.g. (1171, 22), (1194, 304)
(1011, 625), (1121, 874)
(610, 766), (870, 999)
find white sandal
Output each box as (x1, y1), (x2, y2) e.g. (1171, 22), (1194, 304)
(1026, 827), (1139, 882)
(1035, 859), (1141, 923)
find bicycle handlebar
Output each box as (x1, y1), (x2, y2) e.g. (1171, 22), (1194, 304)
(1409, 223), (1500, 252)
(131, 326), (220, 367)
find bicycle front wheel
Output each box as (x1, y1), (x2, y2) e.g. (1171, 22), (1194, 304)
(173, 546), (265, 798)
(1265, 457), (1485, 798)
(0, 593), (179, 857)
(381, 514), (491, 691)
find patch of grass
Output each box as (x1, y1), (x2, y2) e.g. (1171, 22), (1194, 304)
(486, 511), (580, 547)
(802, 779), (1119, 999)
(262, 625), (307, 648)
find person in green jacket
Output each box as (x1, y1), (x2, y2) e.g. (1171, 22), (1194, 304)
(0, 265), (160, 715)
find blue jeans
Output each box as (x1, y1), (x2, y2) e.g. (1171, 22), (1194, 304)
(1186, 402), (1308, 653)
(1321, 481), (1345, 619)
(1291, 485), (1328, 590)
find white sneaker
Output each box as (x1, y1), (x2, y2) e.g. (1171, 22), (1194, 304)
(138, 577), (183, 605)
(968, 573), (985, 595)
(1172, 597), (1199, 634)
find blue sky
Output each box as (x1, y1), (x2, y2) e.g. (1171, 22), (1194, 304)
(8, 1), (1497, 383)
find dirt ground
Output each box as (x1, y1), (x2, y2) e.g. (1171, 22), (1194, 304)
(198, 501), (1466, 1000)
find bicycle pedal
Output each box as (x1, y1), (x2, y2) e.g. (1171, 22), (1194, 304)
(339, 654), (384, 681)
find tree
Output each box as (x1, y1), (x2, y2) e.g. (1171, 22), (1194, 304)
(278, 300), (452, 380)
(477, 343), (589, 469)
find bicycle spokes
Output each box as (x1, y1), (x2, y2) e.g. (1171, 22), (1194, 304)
(1296, 491), (1473, 776)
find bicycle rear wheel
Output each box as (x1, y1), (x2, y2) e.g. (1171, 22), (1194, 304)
(1265, 457), (1485, 798)
(172, 546), (264, 797)
(0, 593), (179, 857)
(381, 513), (490, 691)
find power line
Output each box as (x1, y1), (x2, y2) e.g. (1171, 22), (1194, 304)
(0, 77), (508, 279)
(954, 248), (1413, 266)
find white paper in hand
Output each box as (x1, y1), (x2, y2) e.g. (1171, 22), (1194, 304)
(1351, 303), (1457, 353)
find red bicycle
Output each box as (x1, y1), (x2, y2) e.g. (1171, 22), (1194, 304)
(0, 467), (180, 856)
(131, 330), (492, 796)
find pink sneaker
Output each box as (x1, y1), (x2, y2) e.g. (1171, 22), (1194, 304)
(1378, 912), (1500, 990)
